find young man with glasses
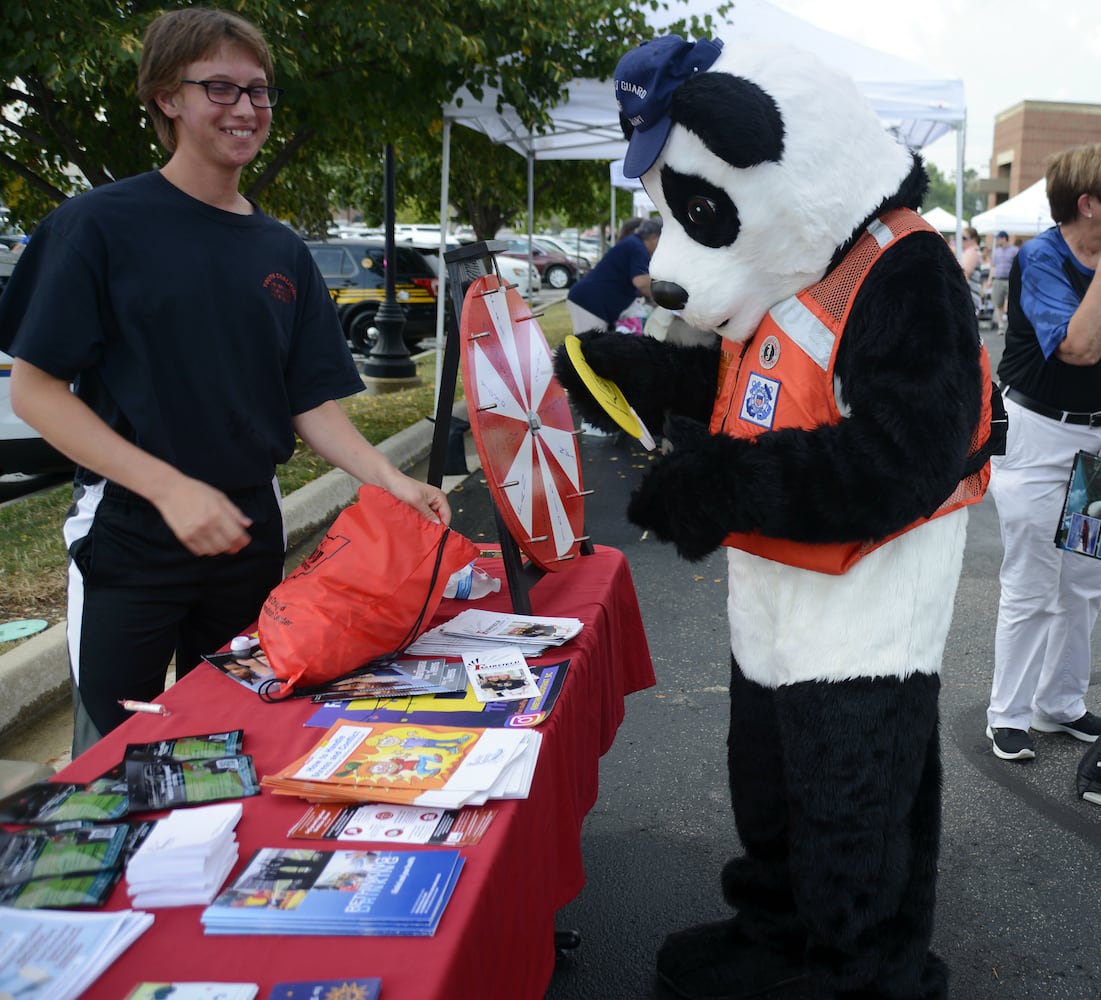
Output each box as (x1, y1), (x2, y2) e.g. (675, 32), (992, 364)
(0, 8), (450, 756)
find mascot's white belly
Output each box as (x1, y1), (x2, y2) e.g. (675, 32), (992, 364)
(726, 508), (968, 687)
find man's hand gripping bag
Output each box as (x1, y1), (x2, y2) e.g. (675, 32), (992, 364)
(258, 484), (478, 695)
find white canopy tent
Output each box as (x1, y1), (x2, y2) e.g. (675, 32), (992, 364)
(610, 160), (656, 226)
(971, 179), (1054, 236)
(432, 0), (967, 381)
(442, 0), (965, 160)
(919, 205), (959, 233)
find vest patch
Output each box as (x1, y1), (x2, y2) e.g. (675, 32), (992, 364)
(739, 372), (780, 429)
(759, 335), (781, 369)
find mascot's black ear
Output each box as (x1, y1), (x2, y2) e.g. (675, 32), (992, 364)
(670, 74), (784, 168)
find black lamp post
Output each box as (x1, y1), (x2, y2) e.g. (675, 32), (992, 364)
(362, 143), (417, 379)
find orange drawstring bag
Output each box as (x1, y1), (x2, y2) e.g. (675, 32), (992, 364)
(257, 484), (477, 698)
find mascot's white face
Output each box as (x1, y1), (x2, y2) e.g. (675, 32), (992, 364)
(638, 38), (913, 343)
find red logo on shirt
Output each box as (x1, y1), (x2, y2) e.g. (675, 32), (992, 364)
(264, 272), (297, 303)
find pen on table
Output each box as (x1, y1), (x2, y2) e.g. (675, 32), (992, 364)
(118, 699), (170, 716)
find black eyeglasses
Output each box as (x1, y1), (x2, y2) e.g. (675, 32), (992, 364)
(179, 79), (282, 108)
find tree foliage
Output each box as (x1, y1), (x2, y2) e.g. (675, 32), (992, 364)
(921, 159), (986, 219)
(0, 0), (726, 232)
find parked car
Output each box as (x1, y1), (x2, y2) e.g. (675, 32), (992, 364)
(499, 238), (581, 290)
(0, 245), (15, 294)
(0, 248), (73, 476)
(493, 253), (543, 298)
(399, 235), (543, 299)
(306, 239), (438, 353)
(534, 233), (598, 269)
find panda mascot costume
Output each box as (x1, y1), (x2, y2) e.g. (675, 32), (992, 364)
(554, 34), (1002, 1000)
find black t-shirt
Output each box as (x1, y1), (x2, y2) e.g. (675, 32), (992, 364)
(0, 172), (363, 490)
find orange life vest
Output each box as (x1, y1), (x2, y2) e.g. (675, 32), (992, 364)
(709, 208), (994, 575)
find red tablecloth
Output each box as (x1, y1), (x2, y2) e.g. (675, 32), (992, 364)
(56, 544), (654, 1000)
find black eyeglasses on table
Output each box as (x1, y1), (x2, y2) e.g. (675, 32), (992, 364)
(179, 79), (283, 108)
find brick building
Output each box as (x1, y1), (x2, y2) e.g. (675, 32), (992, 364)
(976, 100), (1101, 209)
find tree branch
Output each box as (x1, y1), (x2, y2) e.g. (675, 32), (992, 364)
(245, 126), (316, 199)
(0, 150), (69, 204)
(23, 73), (113, 187)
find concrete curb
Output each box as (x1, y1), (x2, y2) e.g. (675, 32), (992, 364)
(0, 402), (467, 741)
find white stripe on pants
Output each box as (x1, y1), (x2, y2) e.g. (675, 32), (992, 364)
(988, 395), (1101, 730)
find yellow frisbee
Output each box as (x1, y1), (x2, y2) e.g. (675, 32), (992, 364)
(564, 335), (656, 450)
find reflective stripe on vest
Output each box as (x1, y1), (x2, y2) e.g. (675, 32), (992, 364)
(710, 207), (993, 575)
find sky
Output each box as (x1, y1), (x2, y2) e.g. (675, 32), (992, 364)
(763, 0), (1101, 179)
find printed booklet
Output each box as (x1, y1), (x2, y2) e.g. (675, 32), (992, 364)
(201, 847), (463, 936)
(1056, 449), (1101, 558)
(124, 985), (259, 1000)
(261, 720), (540, 809)
(265, 981), (380, 1000)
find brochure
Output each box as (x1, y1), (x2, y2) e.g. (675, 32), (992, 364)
(0, 780), (129, 824)
(125, 986), (259, 1000)
(125, 730), (245, 759)
(462, 645), (542, 702)
(0, 905), (153, 1000)
(406, 610), (582, 658)
(266, 981), (379, 1000)
(1055, 449), (1101, 558)
(202, 648), (277, 693)
(308, 657), (468, 703)
(0, 868), (125, 909)
(440, 608), (582, 646)
(125, 752), (261, 812)
(305, 658), (569, 730)
(288, 801), (496, 847)
(0, 822), (150, 886)
(262, 720), (540, 809)
(201, 847), (463, 936)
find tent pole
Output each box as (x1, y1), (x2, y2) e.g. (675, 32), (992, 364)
(435, 118), (452, 405)
(527, 150), (535, 302)
(954, 119), (965, 258)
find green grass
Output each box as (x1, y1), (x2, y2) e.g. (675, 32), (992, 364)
(0, 300), (572, 655)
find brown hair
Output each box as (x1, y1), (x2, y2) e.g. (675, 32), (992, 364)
(1045, 143), (1101, 224)
(137, 7), (274, 153)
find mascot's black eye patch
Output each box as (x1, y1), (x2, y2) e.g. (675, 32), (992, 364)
(671, 74), (784, 168)
(661, 166), (740, 248)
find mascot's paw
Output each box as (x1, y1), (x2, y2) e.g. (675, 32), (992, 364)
(628, 416), (739, 562)
(656, 918), (813, 1000)
(552, 330), (703, 432)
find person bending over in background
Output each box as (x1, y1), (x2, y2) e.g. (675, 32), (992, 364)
(566, 218), (662, 334)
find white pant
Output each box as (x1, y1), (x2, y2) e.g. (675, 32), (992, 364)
(566, 299), (608, 334)
(987, 396), (1101, 730)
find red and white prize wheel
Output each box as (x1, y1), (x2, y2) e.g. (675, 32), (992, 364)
(459, 274), (588, 573)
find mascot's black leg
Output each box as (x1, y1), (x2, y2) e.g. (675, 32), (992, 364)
(773, 671), (947, 1000)
(656, 657), (812, 1000)
(657, 659), (948, 1000)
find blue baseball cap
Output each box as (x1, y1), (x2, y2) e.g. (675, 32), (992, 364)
(615, 35), (724, 178)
